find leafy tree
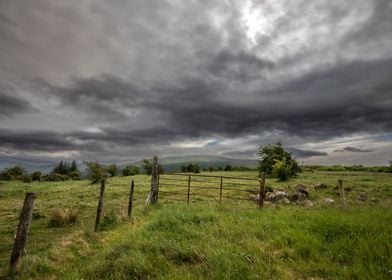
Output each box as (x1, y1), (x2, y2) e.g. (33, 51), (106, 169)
(224, 164), (232, 171)
(107, 163), (118, 177)
(258, 142), (300, 181)
(208, 166), (214, 172)
(122, 165), (140, 176)
(85, 162), (107, 183)
(180, 163), (200, 173)
(142, 159), (153, 175)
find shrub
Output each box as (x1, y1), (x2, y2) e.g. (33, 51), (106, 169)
(69, 171), (81, 180)
(31, 171), (42, 181)
(122, 165), (140, 176)
(0, 170), (13, 181)
(44, 173), (69, 182)
(49, 208), (78, 227)
(22, 175), (32, 183)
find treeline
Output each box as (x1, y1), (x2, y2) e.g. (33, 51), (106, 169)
(179, 164), (255, 173)
(302, 164), (392, 173)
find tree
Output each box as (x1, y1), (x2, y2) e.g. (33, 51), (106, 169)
(31, 171), (42, 181)
(70, 160), (79, 173)
(258, 142), (300, 181)
(142, 159), (153, 175)
(107, 163), (118, 177)
(85, 162), (107, 183)
(224, 164), (232, 171)
(122, 165), (140, 176)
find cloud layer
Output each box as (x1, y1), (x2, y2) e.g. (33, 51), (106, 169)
(0, 0), (391, 165)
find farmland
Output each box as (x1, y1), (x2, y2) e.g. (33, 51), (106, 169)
(0, 171), (392, 279)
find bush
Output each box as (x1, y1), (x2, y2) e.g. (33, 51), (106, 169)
(122, 165), (140, 176)
(44, 173), (69, 182)
(0, 170), (13, 181)
(69, 171), (81, 180)
(22, 175), (32, 183)
(49, 208), (78, 227)
(31, 171), (42, 181)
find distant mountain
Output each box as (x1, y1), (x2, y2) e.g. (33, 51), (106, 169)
(131, 155), (258, 172)
(0, 155), (56, 174)
(0, 155), (258, 174)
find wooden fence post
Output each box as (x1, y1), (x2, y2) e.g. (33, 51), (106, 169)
(338, 179), (347, 209)
(219, 177), (223, 204)
(94, 179), (106, 232)
(258, 173), (266, 208)
(187, 175), (191, 205)
(128, 180), (134, 218)
(147, 156), (159, 204)
(9, 192), (36, 273)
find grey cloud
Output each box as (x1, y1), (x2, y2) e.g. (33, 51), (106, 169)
(0, 0), (391, 165)
(288, 148), (328, 158)
(0, 92), (37, 118)
(333, 147), (373, 153)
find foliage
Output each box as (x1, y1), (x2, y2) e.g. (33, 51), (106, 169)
(48, 160), (80, 181)
(85, 161), (108, 183)
(224, 164), (232, 171)
(142, 159), (163, 175)
(107, 164), (118, 177)
(142, 159), (153, 175)
(122, 165), (140, 176)
(31, 171), (42, 181)
(258, 142), (300, 181)
(180, 163), (201, 173)
(68, 171), (81, 180)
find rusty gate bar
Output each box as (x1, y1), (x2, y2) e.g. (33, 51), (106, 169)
(157, 172), (263, 207)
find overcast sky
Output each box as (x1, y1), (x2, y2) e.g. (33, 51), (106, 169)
(0, 0), (391, 165)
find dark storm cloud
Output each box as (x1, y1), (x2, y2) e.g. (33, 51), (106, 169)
(0, 92), (37, 118)
(333, 147), (373, 153)
(0, 129), (79, 151)
(0, 0), (391, 164)
(289, 148), (327, 158)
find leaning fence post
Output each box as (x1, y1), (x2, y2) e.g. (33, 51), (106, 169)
(9, 192), (36, 273)
(147, 156), (159, 204)
(187, 175), (191, 205)
(258, 173), (265, 208)
(338, 179), (347, 209)
(128, 180), (134, 218)
(94, 179), (106, 232)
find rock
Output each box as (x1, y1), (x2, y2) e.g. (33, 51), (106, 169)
(299, 199), (314, 208)
(357, 194), (367, 201)
(289, 192), (307, 203)
(323, 198), (335, 205)
(265, 190), (288, 202)
(294, 184), (309, 196)
(276, 197), (291, 204)
(314, 183), (327, 190)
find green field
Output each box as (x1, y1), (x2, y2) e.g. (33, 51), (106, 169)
(1, 171), (392, 279)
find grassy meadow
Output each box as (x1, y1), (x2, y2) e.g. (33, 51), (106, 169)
(0, 171), (392, 279)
